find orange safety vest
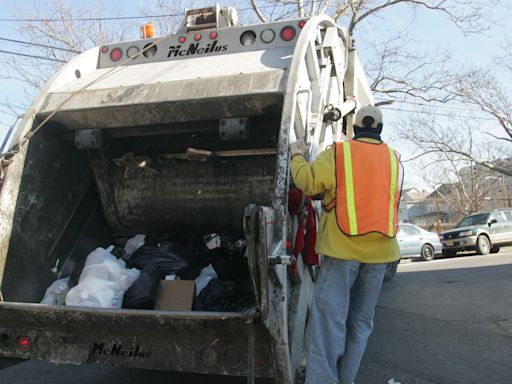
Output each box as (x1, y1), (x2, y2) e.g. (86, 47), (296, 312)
(324, 140), (402, 237)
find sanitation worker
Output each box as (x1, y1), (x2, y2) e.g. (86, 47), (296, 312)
(290, 105), (403, 384)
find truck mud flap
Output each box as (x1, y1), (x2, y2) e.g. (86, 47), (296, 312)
(0, 303), (274, 378)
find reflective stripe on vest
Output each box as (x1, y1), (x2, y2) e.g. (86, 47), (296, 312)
(334, 140), (401, 237)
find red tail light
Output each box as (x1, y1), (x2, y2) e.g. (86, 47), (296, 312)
(179, 36), (186, 43)
(100, 46), (109, 54)
(298, 20), (307, 28)
(194, 33), (202, 42)
(110, 47), (123, 61)
(209, 31), (218, 39)
(255, 353), (267, 369)
(17, 335), (31, 352)
(280, 26), (296, 41)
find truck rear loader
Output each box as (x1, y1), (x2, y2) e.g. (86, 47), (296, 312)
(0, 5), (373, 383)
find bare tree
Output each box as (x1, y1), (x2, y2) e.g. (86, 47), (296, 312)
(395, 39), (512, 177)
(420, 158), (498, 218)
(138, 0), (192, 36)
(248, 0), (499, 34)
(247, 0), (501, 106)
(0, 0), (133, 115)
(364, 29), (459, 106)
(454, 66), (512, 144)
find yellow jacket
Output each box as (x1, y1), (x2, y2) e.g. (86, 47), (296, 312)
(291, 139), (400, 263)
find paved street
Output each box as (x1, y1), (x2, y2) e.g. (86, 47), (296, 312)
(359, 248), (512, 384)
(1, 249), (511, 383)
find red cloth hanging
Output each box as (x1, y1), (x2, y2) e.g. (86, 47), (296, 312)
(288, 188), (303, 215)
(304, 198), (319, 266)
(288, 188), (303, 276)
(288, 188), (320, 274)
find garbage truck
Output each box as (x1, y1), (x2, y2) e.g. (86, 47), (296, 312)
(0, 5), (374, 383)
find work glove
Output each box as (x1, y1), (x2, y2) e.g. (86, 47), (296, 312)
(290, 140), (310, 158)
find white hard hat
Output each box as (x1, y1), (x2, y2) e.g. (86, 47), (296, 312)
(354, 105), (383, 129)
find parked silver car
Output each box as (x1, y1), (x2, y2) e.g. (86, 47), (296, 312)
(397, 223), (443, 261)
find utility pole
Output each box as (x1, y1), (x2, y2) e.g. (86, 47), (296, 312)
(436, 190), (440, 233)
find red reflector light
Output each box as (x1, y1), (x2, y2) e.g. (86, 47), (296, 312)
(280, 26), (296, 41)
(210, 31), (218, 39)
(298, 20), (306, 28)
(179, 36), (186, 43)
(255, 354), (266, 369)
(194, 34), (202, 42)
(17, 336), (31, 352)
(101, 46), (109, 54)
(110, 47), (123, 61)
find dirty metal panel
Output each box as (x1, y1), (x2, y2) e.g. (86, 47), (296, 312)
(41, 93), (284, 131)
(37, 71), (286, 130)
(89, 155), (276, 236)
(0, 303), (274, 377)
(1, 129), (97, 303)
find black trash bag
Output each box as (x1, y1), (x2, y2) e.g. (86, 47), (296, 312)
(194, 276), (256, 312)
(122, 265), (161, 309)
(128, 235), (208, 280)
(208, 235), (248, 281)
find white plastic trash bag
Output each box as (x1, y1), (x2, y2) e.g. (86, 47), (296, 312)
(66, 278), (124, 309)
(84, 245), (117, 267)
(41, 277), (71, 305)
(195, 264), (218, 296)
(65, 245), (140, 309)
(79, 258), (139, 290)
(124, 234), (146, 256)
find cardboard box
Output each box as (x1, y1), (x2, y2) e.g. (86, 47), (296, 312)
(154, 280), (195, 311)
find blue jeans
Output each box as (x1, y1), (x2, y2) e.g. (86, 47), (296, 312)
(305, 256), (387, 384)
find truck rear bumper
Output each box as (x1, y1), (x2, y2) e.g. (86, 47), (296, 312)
(0, 303), (274, 378)
(441, 235), (477, 251)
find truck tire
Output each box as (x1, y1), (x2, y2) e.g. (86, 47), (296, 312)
(491, 245), (500, 254)
(420, 244), (435, 261)
(384, 260), (399, 282)
(475, 235), (491, 255)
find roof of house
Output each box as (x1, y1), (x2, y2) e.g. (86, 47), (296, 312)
(401, 188), (429, 202)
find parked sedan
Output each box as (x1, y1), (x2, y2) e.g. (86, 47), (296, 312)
(397, 223), (443, 261)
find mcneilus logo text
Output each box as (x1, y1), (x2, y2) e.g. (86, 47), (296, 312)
(168, 40), (228, 57)
(92, 342), (150, 358)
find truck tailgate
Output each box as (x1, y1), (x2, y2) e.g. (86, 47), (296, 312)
(0, 303), (273, 377)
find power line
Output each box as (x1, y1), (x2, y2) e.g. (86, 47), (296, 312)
(0, 4), (295, 23)
(0, 13), (183, 22)
(0, 49), (66, 62)
(0, 37), (81, 53)
(381, 106), (497, 121)
(375, 98), (475, 113)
